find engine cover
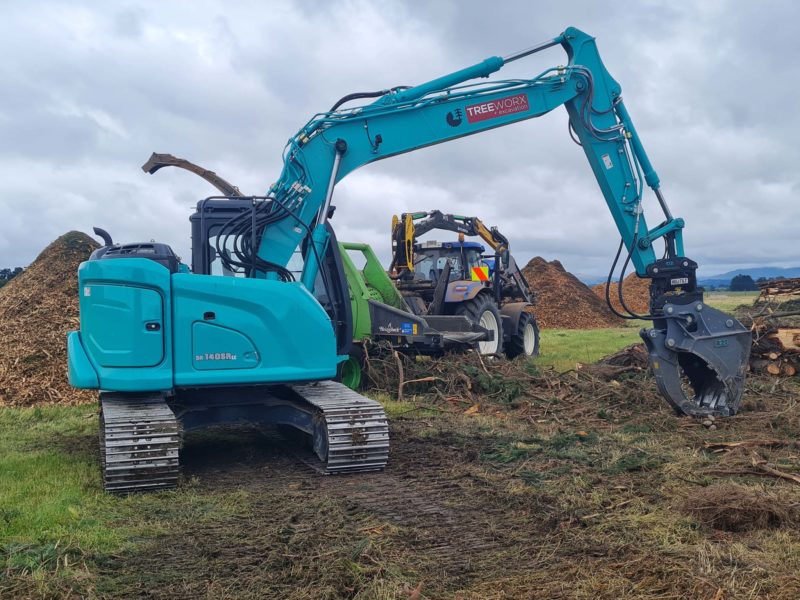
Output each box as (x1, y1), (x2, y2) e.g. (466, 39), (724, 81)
(90, 242), (180, 273)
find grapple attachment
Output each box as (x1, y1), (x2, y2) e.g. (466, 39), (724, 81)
(641, 300), (751, 417)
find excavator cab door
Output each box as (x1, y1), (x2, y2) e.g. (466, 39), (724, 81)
(305, 224), (354, 357)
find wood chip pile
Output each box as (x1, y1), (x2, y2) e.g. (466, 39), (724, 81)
(591, 273), (651, 315)
(0, 231), (99, 406)
(522, 257), (621, 329)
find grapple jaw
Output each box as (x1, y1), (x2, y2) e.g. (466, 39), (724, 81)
(641, 299), (751, 417)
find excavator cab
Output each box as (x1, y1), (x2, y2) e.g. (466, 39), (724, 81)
(188, 197), (354, 358)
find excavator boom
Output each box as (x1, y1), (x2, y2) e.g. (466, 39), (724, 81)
(255, 27), (750, 416)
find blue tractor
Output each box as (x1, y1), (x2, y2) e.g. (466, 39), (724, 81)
(68, 27), (751, 493)
(389, 210), (539, 358)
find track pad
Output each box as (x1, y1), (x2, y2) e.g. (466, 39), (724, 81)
(641, 300), (751, 417)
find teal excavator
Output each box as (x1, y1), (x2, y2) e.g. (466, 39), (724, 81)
(68, 27), (751, 493)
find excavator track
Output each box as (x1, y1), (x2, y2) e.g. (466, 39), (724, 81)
(290, 381), (389, 474)
(99, 393), (181, 494)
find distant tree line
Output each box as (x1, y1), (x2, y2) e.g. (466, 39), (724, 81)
(705, 275), (786, 292)
(730, 274), (758, 291)
(0, 267), (24, 288)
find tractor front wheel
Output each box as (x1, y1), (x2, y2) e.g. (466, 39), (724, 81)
(456, 294), (504, 355)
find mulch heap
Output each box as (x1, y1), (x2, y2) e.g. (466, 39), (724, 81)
(592, 272), (651, 315)
(522, 256), (621, 328)
(0, 231), (99, 407)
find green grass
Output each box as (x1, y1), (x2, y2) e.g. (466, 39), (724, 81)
(0, 404), (248, 595)
(704, 290), (759, 313)
(0, 404), (123, 571)
(529, 291), (758, 373)
(535, 327), (642, 371)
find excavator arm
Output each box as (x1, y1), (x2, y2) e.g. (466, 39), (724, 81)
(260, 28), (665, 282)
(251, 26), (749, 416)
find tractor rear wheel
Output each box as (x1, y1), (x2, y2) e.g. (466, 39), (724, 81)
(456, 294), (504, 355)
(505, 312), (540, 359)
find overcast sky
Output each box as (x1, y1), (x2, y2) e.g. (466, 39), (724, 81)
(1, 0), (798, 277)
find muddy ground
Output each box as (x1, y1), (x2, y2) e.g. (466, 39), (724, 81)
(41, 364), (797, 600)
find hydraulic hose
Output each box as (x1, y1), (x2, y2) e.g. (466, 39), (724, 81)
(604, 237), (657, 321)
(329, 86), (411, 112)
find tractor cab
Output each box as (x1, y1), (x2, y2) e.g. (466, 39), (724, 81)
(411, 240), (491, 284)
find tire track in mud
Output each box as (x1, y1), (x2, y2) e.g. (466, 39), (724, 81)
(193, 422), (554, 580)
(99, 421), (556, 597)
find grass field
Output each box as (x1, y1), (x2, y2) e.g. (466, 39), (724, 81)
(0, 404), (258, 598)
(536, 328), (641, 371)
(6, 294), (799, 599)
(704, 290), (759, 313)
(533, 290), (759, 372)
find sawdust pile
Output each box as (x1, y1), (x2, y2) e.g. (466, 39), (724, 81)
(522, 257), (621, 329)
(592, 272), (651, 315)
(0, 231), (98, 406)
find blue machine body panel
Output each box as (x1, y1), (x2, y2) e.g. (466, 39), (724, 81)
(74, 258), (173, 391)
(66, 331), (99, 388)
(191, 322), (258, 371)
(81, 284), (164, 367)
(171, 274), (336, 386)
(444, 281), (487, 304)
(439, 241), (484, 252)
(68, 259), (337, 392)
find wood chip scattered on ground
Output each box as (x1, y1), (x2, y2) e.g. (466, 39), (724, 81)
(682, 482), (799, 532)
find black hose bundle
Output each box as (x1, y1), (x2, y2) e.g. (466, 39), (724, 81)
(214, 199), (295, 281)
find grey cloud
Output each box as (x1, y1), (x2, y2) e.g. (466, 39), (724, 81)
(0, 0), (797, 280)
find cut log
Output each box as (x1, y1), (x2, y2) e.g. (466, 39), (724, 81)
(767, 363), (782, 376)
(768, 328), (800, 353)
(783, 363), (798, 377)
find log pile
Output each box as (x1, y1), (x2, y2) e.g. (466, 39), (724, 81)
(757, 277), (800, 300)
(0, 231), (99, 406)
(742, 282), (800, 378)
(751, 324), (800, 377)
(521, 257), (622, 329)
